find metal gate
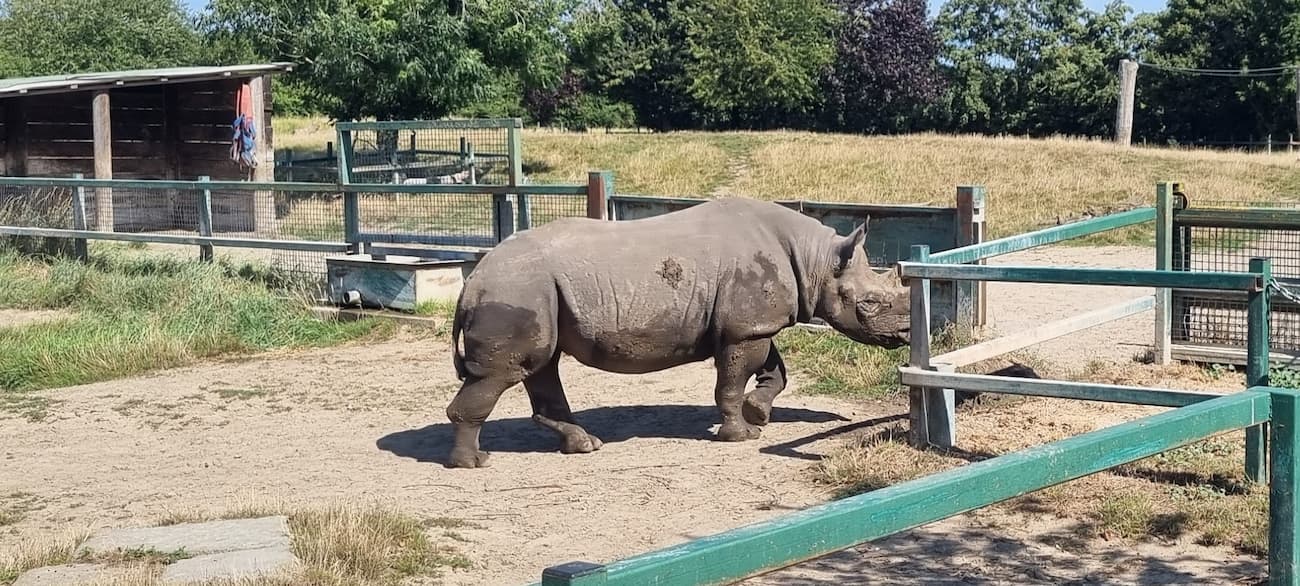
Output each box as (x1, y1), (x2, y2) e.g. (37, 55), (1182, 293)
(1169, 188), (1300, 364)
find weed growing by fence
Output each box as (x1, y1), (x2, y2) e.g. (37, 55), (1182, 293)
(0, 250), (390, 393)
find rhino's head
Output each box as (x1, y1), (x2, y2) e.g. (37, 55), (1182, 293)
(815, 224), (911, 349)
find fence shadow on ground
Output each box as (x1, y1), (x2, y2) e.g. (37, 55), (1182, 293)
(741, 517), (1265, 585)
(375, 404), (850, 466)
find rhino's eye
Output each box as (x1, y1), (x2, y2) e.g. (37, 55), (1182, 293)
(856, 298), (881, 314)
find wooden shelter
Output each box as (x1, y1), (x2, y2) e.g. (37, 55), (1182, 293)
(0, 63), (293, 232)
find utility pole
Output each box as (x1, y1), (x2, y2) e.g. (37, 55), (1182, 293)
(1294, 67), (1299, 149)
(1115, 59), (1138, 147)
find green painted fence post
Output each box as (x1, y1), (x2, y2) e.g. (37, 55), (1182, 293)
(70, 173), (89, 261)
(337, 126), (362, 254)
(509, 119), (530, 231)
(541, 561), (608, 586)
(197, 175), (214, 263)
(1248, 257), (1272, 484)
(1154, 182), (1176, 365)
(1269, 386), (1300, 584)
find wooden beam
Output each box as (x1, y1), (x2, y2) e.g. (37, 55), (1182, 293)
(1116, 59), (1138, 147)
(163, 86), (180, 179)
(249, 75), (275, 234)
(898, 367), (1225, 408)
(536, 391), (1270, 586)
(1155, 182), (1175, 365)
(1171, 344), (1300, 367)
(3, 98), (28, 176)
(587, 171), (612, 220)
(932, 295), (1155, 368)
(92, 90), (113, 231)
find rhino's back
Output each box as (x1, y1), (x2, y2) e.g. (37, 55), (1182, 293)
(462, 199), (814, 371)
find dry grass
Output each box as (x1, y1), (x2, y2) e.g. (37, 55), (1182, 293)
(0, 502), (469, 586)
(0, 528), (92, 584)
(277, 119), (1300, 241)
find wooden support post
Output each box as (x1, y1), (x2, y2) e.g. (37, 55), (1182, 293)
(197, 175), (214, 262)
(285, 149), (294, 182)
(908, 244), (939, 448)
(326, 141), (334, 161)
(956, 186), (987, 328)
(3, 98), (28, 176)
(249, 75), (276, 235)
(1270, 386), (1300, 583)
(92, 90), (114, 231)
(587, 171), (613, 220)
(1295, 68), (1299, 147)
(71, 174), (88, 261)
(1154, 182), (1175, 365)
(1115, 59), (1138, 147)
(1246, 257), (1272, 484)
(467, 141), (476, 185)
(509, 121), (530, 231)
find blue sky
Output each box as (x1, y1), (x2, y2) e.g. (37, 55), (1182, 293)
(181, 0), (1168, 15)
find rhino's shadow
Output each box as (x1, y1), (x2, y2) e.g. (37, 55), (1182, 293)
(376, 404), (849, 466)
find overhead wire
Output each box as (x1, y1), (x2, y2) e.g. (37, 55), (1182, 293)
(1137, 61), (1300, 78)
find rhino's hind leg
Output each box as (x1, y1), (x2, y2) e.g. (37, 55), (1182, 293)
(525, 358), (603, 454)
(742, 341), (787, 427)
(715, 339), (772, 442)
(446, 377), (514, 468)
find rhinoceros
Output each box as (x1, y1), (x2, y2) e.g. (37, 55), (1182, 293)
(446, 197), (910, 468)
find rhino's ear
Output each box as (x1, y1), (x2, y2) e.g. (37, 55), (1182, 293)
(834, 223), (868, 275)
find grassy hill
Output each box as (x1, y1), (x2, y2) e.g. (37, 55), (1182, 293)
(275, 119), (1300, 241)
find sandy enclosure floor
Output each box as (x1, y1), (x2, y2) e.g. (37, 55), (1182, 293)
(0, 244), (1266, 585)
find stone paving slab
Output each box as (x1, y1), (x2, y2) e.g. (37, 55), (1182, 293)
(77, 516), (291, 556)
(161, 545), (298, 583)
(12, 563), (149, 586)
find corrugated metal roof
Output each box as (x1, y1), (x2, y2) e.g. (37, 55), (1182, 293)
(0, 63), (294, 97)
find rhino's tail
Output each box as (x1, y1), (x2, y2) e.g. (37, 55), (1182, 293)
(451, 290), (468, 381)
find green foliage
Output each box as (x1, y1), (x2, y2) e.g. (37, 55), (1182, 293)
(676, 0), (839, 125)
(0, 0), (201, 77)
(201, 0), (570, 121)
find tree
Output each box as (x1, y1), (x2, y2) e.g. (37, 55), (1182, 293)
(1135, 0), (1300, 142)
(675, 0), (839, 127)
(0, 0), (201, 77)
(201, 0), (571, 121)
(932, 0), (1143, 136)
(822, 0), (945, 133)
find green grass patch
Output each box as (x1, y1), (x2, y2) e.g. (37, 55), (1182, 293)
(0, 250), (391, 393)
(776, 328), (908, 398)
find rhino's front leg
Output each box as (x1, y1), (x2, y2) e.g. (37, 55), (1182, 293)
(715, 338), (772, 442)
(742, 340), (787, 427)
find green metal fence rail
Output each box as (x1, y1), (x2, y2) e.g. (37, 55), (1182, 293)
(538, 386), (1300, 585)
(902, 250), (1276, 480)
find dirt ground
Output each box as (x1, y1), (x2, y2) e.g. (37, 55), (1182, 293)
(0, 244), (1267, 585)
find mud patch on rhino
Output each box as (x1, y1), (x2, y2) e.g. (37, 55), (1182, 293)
(657, 258), (684, 289)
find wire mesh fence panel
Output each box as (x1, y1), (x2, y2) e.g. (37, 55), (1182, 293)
(0, 183), (75, 255)
(356, 190), (497, 246)
(344, 125), (512, 186)
(522, 194), (587, 228)
(1173, 199), (1300, 354)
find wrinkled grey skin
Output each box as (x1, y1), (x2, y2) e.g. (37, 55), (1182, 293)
(445, 198), (910, 468)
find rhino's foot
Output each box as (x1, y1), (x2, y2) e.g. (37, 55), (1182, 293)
(560, 431), (604, 454)
(718, 420), (762, 442)
(742, 393), (773, 427)
(447, 447), (491, 469)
